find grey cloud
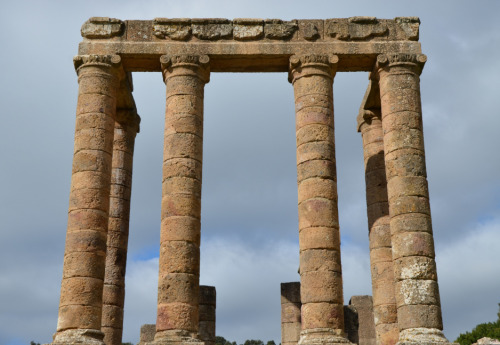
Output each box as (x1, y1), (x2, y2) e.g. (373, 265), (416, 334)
(1, 1), (500, 344)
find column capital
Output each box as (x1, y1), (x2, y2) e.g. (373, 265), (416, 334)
(160, 54), (210, 84)
(73, 54), (123, 77)
(357, 109), (381, 132)
(375, 53), (427, 74)
(288, 54), (338, 84)
(116, 108), (141, 133)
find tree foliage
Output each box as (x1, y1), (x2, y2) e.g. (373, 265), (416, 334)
(216, 336), (237, 345)
(216, 336), (276, 345)
(455, 304), (500, 345)
(243, 340), (263, 345)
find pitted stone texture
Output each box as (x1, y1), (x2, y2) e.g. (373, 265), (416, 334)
(114, 17), (419, 43)
(81, 17), (124, 39)
(146, 330), (205, 345)
(155, 55), (209, 340)
(378, 54), (446, 341)
(291, 55), (347, 342)
(54, 55), (121, 340)
(139, 324), (156, 345)
(298, 328), (351, 345)
(397, 328), (455, 345)
(233, 19), (264, 40)
(349, 296), (376, 345)
(102, 111), (139, 345)
(51, 329), (105, 345)
(281, 282), (301, 345)
(358, 88), (398, 345)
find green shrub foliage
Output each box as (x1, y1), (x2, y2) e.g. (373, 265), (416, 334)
(455, 304), (500, 345)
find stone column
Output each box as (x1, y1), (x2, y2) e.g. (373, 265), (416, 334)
(151, 54), (209, 345)
(289, 55), (351, 345)
(101, 108), (141, 345)
(376, 53), (450, 345)
(52, 54), (122, 345)
(281, 282), (301, 345)
(357, 83), (399, 345)
(199, 286), (216, 345)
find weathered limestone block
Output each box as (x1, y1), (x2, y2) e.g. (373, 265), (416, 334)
(343, 305), (358, 344)
(192, 18), (233, 40)
(326, 17), (387, 41)
(290, 54), (351, 345)
(349, 296), (376, 345)
(81, 17), (124, 39)
(394, 17), (420, 41)
(265, 19), (298, 39)
(102, 108), (140, 345)
(358, 81), (398, 345)
(52, 55), (123, 345)
(153, 18), (192, 40)
(377, 53), (452, 345)
(139, 324), (156, 345)
(148, 54), (209, 345)
(233, 19), (264, 41)
(199, 286), (216, 345)
(298, 20), (322, 41)
(281, 282), (301, 345)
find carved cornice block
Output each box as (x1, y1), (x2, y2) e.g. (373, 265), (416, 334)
(153, 18), (192, 40)
(80, 17), (421, 47)
(191, 18), (233, 40)
(395, 17), (420, 41)
(81, 17), (124, 39)
(326, 17), (388, 41)
(299, 20), (322, 41)
(264, 19), (298, 40)
(233, 19), (264, 41)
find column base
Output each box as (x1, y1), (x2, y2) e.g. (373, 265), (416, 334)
(298, 328), (353, 345)
(397, 328), (457, 345)
(146, 330), (205, 345)
(48, 329), (105, 345)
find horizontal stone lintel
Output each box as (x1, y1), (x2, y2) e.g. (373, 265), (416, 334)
(81, 18), (420, 42)
(78, 40), (422, 72)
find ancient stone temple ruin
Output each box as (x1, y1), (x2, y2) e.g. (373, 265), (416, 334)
(51, 16), (453, 345)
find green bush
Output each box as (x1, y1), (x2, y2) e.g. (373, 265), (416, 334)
(455, 304), (500, 345)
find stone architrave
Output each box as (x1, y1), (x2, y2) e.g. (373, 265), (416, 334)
(289, 54), (352, 345)
(199, 286), (216, 345)
(149, 54), (210, 345)
(101, 108), (141, 345)
(357, 80), (399, 345)
(51, 54), (123, 345)
(281, 282), (301, 345)
(376, 53), (451, 345)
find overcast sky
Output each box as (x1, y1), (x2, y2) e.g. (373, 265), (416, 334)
(1, 1), (499, 345)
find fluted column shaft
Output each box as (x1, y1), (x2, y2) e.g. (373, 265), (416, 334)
(289, 55), (350, 345)
(358, 108), (398, 345)
(102, 109), (140, 345)
(53, 54), (122, 345)
(153, 54), (209, 345)
(377, 54), (449, 345)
